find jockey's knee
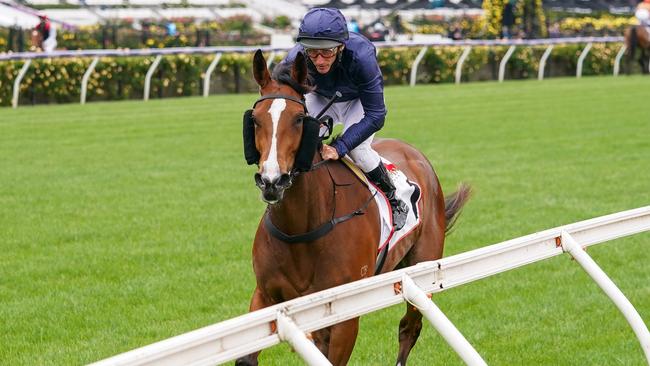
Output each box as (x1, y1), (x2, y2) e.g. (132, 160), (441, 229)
(348, 145), (381, 173)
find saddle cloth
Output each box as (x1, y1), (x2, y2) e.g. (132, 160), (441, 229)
(341, 157), (422, 254)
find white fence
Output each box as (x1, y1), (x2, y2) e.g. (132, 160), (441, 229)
(2, 36), (627, 108)
(89, 205), (650, 366)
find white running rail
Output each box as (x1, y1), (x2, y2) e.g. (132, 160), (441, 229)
(3, 37), (625, 107)
(89, 206), (650, 366)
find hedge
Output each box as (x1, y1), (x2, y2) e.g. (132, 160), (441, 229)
(0, 17), (269, 53)
(0, 43), (627, 107)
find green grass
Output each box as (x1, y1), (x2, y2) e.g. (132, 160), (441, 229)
(1, 76), (649, 365)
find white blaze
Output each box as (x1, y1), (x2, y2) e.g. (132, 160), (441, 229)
(262, 98), (286, 183)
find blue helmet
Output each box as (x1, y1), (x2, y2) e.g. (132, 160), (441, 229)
(297, 8), (349, 49)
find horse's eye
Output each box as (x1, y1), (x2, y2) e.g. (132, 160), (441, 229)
(295, 116), (304, 125)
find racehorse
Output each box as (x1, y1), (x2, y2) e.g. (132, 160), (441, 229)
(236, 49), (471, 366)
(624, 25), (650, 74)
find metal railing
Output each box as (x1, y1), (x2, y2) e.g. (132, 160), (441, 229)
(89, 205), (650, 366)
(1, 36), (626, 108)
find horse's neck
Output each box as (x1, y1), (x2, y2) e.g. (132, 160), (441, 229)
(267, 161), (333, 234)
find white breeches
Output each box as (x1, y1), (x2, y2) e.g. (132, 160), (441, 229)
(43, 24), (57, 53)
(306, 93), (381, 173)
(637, 8), (650, 25)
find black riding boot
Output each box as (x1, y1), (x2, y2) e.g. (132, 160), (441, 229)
(366, 163), (409, 231)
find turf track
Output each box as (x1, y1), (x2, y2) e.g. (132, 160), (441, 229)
(1, 75), (649, 365)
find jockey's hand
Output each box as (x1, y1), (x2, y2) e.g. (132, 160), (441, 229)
(321, 144), (339, 160)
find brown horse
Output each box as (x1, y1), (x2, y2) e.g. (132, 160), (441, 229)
(625, 25), (650, 74)
(236, 49), (471, 366)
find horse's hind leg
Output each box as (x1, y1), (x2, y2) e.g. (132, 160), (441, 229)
(396, 216), (445, 365)
(394, 235), (442, 365)
(396, 305), (423, 365)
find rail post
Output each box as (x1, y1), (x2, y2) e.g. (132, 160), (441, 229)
(144, 55), (163, 101)
(12, 59), (31, 108)
(576, 42), (593, 78)
(561, 231), (650, 363)
(80, 57), (100, 105)
(401, 274), (487, 366)
(410, 46), (428, 87)
(498, 45), (516, 83)
(613, 45), (627, 76)
(277, 312), (332, 366)
(455, 46), (472, 85)
(538, 45), (554, 80)
(203, 52), (222, 98)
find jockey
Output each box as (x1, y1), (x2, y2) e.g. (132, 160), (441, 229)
(281, 7), (409, 230)
(637, 0), (650, 27)
(35, 14), (57, 52)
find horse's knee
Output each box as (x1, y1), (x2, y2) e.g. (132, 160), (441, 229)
(312, 328), (331, 356)
(395, 308), (424, 365)
(398, 308), (423, 341)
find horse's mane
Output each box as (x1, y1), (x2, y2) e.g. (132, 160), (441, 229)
(271, 61), (314, 96)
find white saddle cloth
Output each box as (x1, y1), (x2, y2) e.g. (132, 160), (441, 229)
(344, 157), (422, 254)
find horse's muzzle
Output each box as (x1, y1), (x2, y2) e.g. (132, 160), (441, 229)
(254, 173), (292, 204)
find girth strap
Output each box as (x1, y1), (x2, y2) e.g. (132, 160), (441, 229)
(264, 192), (376, 244)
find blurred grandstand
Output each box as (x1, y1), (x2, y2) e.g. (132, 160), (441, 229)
(0, 0), (640, 52)
(1, 0), (639, 28)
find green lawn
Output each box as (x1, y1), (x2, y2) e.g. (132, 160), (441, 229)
(1, 76), (649, 365)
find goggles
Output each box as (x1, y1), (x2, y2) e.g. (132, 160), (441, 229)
(305, 47), (339, 59)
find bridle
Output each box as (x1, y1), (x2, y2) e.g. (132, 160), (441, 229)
(253, 93), (307, 113)
(251, 92), (322, 176)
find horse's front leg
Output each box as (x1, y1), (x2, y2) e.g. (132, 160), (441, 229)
(324, 317), (359, 366)
(235, 287), (274, 366)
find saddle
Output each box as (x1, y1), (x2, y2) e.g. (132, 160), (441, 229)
(338, 157), (422, 256)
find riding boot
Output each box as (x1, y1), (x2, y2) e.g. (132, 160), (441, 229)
(366, 163), (409, 231)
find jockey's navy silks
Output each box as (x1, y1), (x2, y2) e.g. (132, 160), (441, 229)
(281, 32), (387, 158)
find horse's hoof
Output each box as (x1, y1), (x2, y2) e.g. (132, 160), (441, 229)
(235, 358), (256, 366)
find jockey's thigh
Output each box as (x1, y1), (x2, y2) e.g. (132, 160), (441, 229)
(347, 134), (381, 172)
(312, 97), (381, 173)
(335, 98), (382, 172)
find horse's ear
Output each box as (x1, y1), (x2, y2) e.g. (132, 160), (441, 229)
(253, 49), (271, 89)
(292, 52), (308, 86)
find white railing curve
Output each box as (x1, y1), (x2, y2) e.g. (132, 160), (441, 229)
(89, 205), (650, 366)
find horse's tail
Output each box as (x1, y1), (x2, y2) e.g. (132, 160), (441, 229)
(629, 26), (638, 59)
(444, 183), (471, 234)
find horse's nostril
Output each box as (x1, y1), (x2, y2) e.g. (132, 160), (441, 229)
(254, 173), (265, 189)
(277, 174), (292, 189)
